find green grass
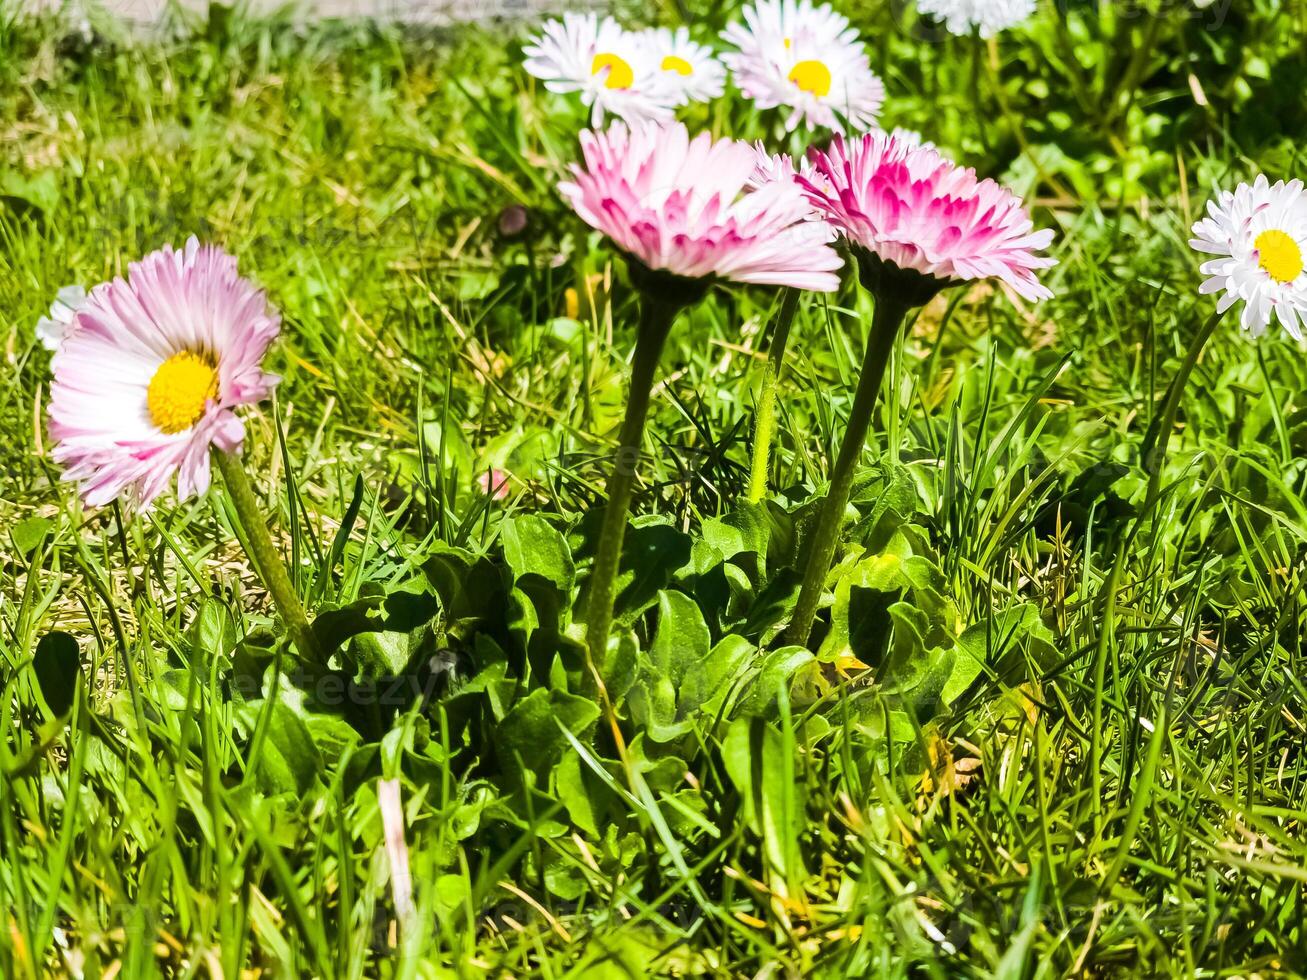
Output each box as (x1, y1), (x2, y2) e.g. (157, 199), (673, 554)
(3, 1), (1307, 976)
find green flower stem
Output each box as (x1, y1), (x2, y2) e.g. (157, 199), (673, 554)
(214, 448), (322, 663)
(786, 294), (911, 647)
(747, 288), (800, 504)
(586, 297), (681, 664)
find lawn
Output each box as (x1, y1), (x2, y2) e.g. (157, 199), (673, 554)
(2, 1), (1307, 976)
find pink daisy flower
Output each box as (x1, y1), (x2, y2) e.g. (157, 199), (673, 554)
(746, 141), (837, 239)
(48, 237), (280, 510)
(799, 130), (1055, 303)
(557, 120), (842, 293)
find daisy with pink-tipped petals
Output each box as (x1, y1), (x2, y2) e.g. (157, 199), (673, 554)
(799, 129), (1056, 304)
(786, 129), (1056, 646)
(559, 120), (842, 292)
(47, 237), (320, 660)
(558, 119), (842, 662)
(48, 237), (279, 510)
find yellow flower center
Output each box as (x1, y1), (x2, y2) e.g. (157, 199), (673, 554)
(660, 54), (693, 76)
(147, 351), (219, 434)
(591, 52), (634, 90)
(1255, 229), (1303, 284)
(788, 59), (831, 97)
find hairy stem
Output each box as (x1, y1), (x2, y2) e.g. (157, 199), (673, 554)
(214, 448), (321, 662)
(786, 295), (910, 647)
(585, 298), (680, 665)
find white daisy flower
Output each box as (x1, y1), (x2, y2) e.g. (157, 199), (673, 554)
(643, 26), (727, 105)
(1190, 175), (1307, 339)
(522, 12), (677, 126)
(35, 285), (88, 352)
(915, 0), (1037, 37)
(721, 0), (885, 134)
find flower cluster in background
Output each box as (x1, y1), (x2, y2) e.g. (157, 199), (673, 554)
(524, 0), (886, 131)
(522, 0), (1044, 130)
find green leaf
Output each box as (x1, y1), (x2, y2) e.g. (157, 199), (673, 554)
(497, 688), (600, 789)
(741, 567), (802, 639)
(502, 514), (575, 592)
(33, 631), (80, 718)
(952, 603), (1055, 703)
(554, 752), (609, 837)
(738, 645), (814, 716)
(418, 418), (475, 478)
(349, 630), (414, 678)
(1, 170), (59, 219)
(189, 597), (237, 662)
(817, 532), (915, 665)
(648, 590), (710, 675)
(10, 517), (52, 557)
(326, 583), (441, 680)
(849, 461), (920, 548)
(628, 591), (710, 742)
(627, 593), (755, 743)
(611, 520), (692, 627)
(421, 546), (506, 623)
(698, 634), (755, 717)
(326, 474), (366, 580)
(246, 699), (323, 796)
(701, 501), (770, 565)
(722, 716), (806, 898)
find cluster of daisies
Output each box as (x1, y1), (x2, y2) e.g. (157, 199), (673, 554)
(522, 0), (1039, 131)
(556, 120), (1054, 301)
(523, 1), (882, 132)
(31, 149), (1307, 518)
